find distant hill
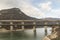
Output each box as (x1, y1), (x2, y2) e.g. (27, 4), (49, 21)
(40, 17), (60, 21)
(0, 8), (37, 20)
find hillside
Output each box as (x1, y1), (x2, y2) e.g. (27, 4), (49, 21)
(0, 8), (37, 20)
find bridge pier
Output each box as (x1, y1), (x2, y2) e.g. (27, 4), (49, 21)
(22, 26), (24, 31)
(44, 22), (48, 35)
(10, 22), (13, 31)
(33, 22), (36, 38)
(44, 26), (47, 35)
(34, 29), (36, 38)
(33, 22), (36, 32)
(21, 21), (24, 31)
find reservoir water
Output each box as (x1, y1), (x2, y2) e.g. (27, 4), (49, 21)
(0, 27), (52, 40)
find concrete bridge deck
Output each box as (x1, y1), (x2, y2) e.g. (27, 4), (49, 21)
(0, 20), (60, 26)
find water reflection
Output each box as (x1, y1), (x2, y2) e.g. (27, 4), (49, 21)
(10, 32), (13, 40)
(45, 29), (47, 36)
(34, 30), (36, 38)
(0, 27), (52, 40)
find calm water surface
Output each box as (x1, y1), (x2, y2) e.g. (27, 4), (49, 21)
(0, 27), (52, 40)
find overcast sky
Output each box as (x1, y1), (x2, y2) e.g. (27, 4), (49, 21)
(0, 0), (60, 19)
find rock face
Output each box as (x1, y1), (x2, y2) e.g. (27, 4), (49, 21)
(43, 26), (60, 40)
(0, 8), (37, 20)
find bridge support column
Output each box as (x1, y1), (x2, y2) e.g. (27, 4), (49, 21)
(44, 26), (47, 35)
(33, 22), (36, 38)
(33, 22), (36, 32)
(10, 22), (13, 31)
(21, 21), (24, 31)
(44, 22), (48, 35)
(34, 28), (36, 38)
(22, 26), (24, 31)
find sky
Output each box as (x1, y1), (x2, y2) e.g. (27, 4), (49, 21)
(0, 0), (60, 19)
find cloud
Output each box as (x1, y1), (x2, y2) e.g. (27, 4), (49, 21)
(43, 9), (60, 18)
(37, 1), (60, 18)
(49, 9), (60, 18)
(38, 1), (52, 12)
(19, 0), (45, 18)
(0, 0), (18, 10)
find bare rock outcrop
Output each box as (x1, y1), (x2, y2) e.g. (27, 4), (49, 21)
(43, 26), (60, 40)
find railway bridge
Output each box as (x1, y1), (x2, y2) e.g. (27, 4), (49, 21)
(0, 20), (60, 32)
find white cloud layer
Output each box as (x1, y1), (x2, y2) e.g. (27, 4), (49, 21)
(50, 9), (60, 18)
(38, 1), (60, 18)
(38, 1), (52, 12)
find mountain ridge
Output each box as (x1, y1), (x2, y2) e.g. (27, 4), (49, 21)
(40, 17), (60, 21)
